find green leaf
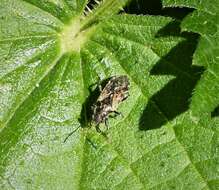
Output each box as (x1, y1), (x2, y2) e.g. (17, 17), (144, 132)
(162, 0), (219, 118)
(0, 0), (218, 189)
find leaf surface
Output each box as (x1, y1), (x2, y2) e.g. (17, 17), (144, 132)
(162, 0), (219, 117)
(0, 0), (218, 189)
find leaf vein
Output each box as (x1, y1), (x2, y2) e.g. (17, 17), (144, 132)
(0, 35), (56, 43)
(20, 0), (65, 24)
(102, 30), (196, 80)
(173, 130), (212, 190)
(3, 53), (63, 128)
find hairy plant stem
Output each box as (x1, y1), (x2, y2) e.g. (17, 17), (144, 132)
(60, 0), (131, 53)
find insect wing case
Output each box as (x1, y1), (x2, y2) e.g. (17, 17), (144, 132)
(92, 76), (130, 126)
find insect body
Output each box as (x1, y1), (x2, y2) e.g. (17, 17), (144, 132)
(92, 75), (130, 130)
(64, 75), (130, 142)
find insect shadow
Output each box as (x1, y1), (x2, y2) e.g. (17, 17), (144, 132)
(64, 79), (111, 143)
(78, 78), (112, 128)
(65, 76), (127, 142)
(212, 106), (219, 118)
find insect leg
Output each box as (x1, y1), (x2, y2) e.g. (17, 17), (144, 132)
(113, 111), (124, 118)
(122, 95), (129, 101)
(95, 124), (102, 133)
(105, 118), (109, 130)
(109, 111), (124, 119)
(95, 125), (108, 139)
(114, 111), (121, 116)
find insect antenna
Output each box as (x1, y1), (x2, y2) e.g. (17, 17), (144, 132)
(63, 126), (81, 143)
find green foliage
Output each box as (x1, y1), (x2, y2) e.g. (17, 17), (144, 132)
(163, 0), (219, 120)
(0, 0), (218, 189)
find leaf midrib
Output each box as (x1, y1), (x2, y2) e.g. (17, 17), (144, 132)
(2, 0), (132, 128)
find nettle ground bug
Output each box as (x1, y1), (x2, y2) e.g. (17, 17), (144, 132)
(91, 75), (130, 132)
(64, 75), (130, 142)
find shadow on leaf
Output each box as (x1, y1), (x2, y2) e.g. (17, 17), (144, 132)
(211, 106), (219, 118)
(139, 23), (204, 131)
(125, 0), (194, 20)
(125, 2), (205, 130)
(79, 78), (111, 128)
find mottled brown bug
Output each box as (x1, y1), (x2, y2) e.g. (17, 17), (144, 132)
(92, 75), (130, 131)
(64, 75), (129, 142)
